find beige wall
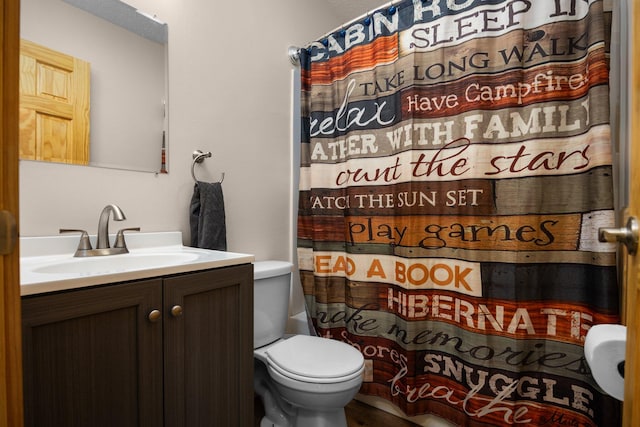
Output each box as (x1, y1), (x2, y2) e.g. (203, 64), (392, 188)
(15, 2), (502, 425)
(19, 0), (341, 264)
(19, 0), (350, 329)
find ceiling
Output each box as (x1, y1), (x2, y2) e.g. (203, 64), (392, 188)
(63, 0), (167, 43)
(64, 0), (389, 45)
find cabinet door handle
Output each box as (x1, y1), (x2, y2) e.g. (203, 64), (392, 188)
(171, 305), (183, 317)
(148, 309), (161, 322)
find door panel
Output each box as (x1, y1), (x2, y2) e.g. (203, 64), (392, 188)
(623, 1), (640, 425)
(19, 39), (90, 165)
(0, 0), (23, 425)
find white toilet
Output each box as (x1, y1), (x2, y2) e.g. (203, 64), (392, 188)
(253, 261), (365, 427)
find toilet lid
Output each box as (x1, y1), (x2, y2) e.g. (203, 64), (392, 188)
(266, 335), (364, 382)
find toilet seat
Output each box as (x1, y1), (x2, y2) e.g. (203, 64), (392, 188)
(265, 335), (364, 384)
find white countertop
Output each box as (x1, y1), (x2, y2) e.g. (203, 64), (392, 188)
(20, 231), (255, 296)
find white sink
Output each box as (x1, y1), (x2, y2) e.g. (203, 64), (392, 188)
(32, 252), (200, 275)
(20, 231), (255, 296)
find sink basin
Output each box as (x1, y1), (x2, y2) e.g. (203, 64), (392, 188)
(32, 252), (200, 275)
(20, 232), (255, 296)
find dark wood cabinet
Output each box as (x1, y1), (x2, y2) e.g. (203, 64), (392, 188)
(163, 266), (254, 427)
(22, 264), (253, 427)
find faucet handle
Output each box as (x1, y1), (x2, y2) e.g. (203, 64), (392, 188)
(114, 227), (141, 249)
(60, 229), (93, 252)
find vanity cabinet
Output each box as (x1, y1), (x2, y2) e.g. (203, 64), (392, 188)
(21, 263), (253, 427)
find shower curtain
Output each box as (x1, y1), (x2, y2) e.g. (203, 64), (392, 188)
(297, 0), (620, 425)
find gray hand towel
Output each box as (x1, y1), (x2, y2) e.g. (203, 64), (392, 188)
(190, 181), (227, 250)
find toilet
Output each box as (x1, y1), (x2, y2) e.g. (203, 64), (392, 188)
(253, 261), (365, 427)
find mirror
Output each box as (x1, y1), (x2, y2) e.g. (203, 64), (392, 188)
(20, 0), (168, 173)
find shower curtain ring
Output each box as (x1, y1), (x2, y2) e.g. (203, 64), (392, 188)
(288, 46), (300, 65)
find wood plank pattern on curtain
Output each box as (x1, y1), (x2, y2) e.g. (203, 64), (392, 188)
(297, 1), (620, 425)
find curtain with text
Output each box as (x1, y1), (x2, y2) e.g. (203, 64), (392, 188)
(297, 0), (620, 425)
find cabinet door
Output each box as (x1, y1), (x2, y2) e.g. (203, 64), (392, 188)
(21, 279), (163, 427)
(163, 264), (253, 427)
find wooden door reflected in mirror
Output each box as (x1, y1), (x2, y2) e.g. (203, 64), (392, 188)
(19, 40), (90, 165)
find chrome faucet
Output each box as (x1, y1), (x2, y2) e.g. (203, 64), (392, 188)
(96, 204), (126, 249)
(61, 204), (140, 257)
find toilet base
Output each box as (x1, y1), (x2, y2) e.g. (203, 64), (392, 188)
(254, 358), (354, 427)
(259, 415), (286, 427)
(258, 407), (347, 427)
(294, 408), (347, 427)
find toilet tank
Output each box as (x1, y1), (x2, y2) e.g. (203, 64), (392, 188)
(253, 261), (293, 349)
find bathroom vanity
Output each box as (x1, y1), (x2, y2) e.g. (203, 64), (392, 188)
(20, 232), (254, 427)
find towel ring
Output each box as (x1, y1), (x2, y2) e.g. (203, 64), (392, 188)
(191, 150), (225, 183)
